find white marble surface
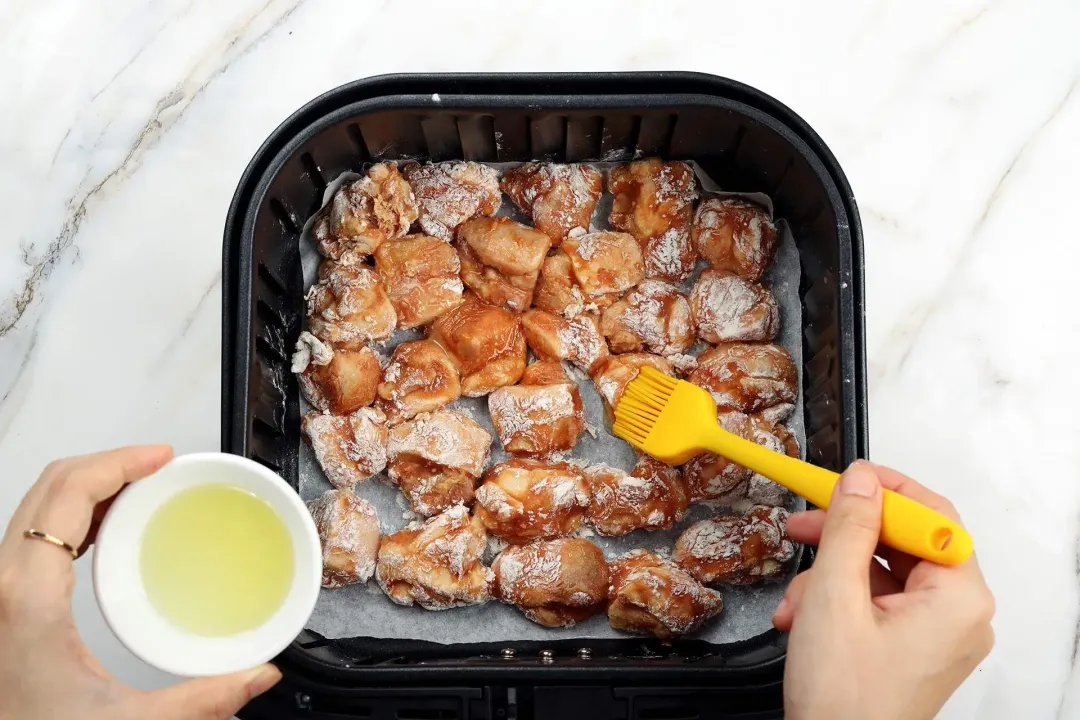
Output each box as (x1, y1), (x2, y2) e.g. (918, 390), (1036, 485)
(0, 0), (1078, 716)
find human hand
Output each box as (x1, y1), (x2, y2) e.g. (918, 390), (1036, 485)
(773, 461), (995, 720)
(0, 446), (282, 720)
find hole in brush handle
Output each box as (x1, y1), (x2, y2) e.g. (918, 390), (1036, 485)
(931, 527), (953, 551)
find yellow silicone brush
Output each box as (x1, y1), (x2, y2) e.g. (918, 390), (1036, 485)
(613, 367), (973, 566)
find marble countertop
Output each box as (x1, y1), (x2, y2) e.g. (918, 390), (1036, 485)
(1, 0), (1078, 717)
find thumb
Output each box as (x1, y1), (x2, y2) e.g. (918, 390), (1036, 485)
(140, 664), (282, 720)
(812, 461), (883, 595)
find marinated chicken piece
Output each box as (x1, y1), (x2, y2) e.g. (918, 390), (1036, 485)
(689, 269), (780, 344)
(374, 234), (464, 329)
(313, 162), (418, 261)
(600, 280), (695, 356)
(302, 407), (388, 490)
(688, 343), (797, 414)
(376, 505), (492, 610)
(532, 251), (618, 317)
(590, 353), (674, 409)
(684, 411), (800, 504)
(492, 538), (609, 627)
(682, 411), (756, 502)
(473, 459), (591, 544)
(607, 549), (724, 639)
(376, 339), (461, 424)
(744, 417), (799, 507)
(691, 198), (778, 281)
(562, 232), (645, 298)
(459, 216), (552, 276)
(292, 332), (381, 414)
(386, 409), (492, 517)
(306, 262), (397, 348)
(457, 217), (550, 312)
(521, 309), (609, 375)
(757, 402), (795, 425)
(673, 506), (795, 586)
(584, 457), (689, 536)
(488, 382), (585, 456)
(429, 295), (527, 396)
(520, 359), (573, 386)
(607, 159), (698, 282)
(402, 161), (501, 241)
(458, 240), (539, 312)
(500, 163), (603, 245)
(308, 489), (381, 588)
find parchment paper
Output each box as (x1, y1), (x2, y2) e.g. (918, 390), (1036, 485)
(296, 162), (805, 644)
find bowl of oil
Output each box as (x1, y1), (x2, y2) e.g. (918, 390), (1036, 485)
(93, 452), (321, 677)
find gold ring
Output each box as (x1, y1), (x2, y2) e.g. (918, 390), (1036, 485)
(24, 529), (79, 559)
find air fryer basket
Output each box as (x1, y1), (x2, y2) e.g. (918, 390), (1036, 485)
(222, 73), (866, 704)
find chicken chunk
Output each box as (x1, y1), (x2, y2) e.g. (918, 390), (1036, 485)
(306, 262), (397, 348)
(600, 280), (695, 356)
(385, 409), (492, 517)
(292, 332), (381, 414)
(376, 505), (492, 610)
(673, 506), (795, 586)
(402, 161), (501, 241)
(488, 382), (585, 456)
(457, 217), (550, 312)
(590, 353), (674, 409)
(374, 234), (464, 329)
(562, 232), (645, 298)
(532, 251), (618, 317)
(688, 343), (797, 414)
(313, 162), (418, 261)
(691, 198), (778, 281)
(500, 163), (603, 245)
(608, 159), (698, 282)
(302, 407), (388, 490)
(473, 459), (591, 544)
(493, 538), (608, 627)
(429, 296), (527, 396)
(521, 309), (609, 375)
(308, 489), (381, 588)
(607, 549), (724, 639)
(689, 269), (779, 343)
(376, 339), (461, 424)
(584, 457), (689, 536)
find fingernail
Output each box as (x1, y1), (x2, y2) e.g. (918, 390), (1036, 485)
(246, 664), (282, 696)
(774, 597), (789, 616)
(838, 463), (878, 497)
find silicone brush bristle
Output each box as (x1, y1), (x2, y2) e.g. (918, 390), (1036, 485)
(622, 369), (676, 411)
(611, 420), (648, 449)
(612, 368), (680, 448)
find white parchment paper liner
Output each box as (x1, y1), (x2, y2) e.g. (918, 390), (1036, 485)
(295, 162), (805, 645)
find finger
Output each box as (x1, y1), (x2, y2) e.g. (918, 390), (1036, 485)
(787, 507), (920, 588)
(869, 462), (963, 523)
(786, 509), (825, 545)
(76, 495), (118, 557)
(138, 664), (282, 720)
(771, 569), (812, 631)
(876, 545), (921, 585)
(29, 445), (173, 552)
(772, 557), (902, 631)
(867, 462), (990, 588)
(806, 461), (883, 601)
(787, 468), (965, 559)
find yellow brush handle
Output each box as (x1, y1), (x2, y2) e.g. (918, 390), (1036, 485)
(702, 425), (973, 566)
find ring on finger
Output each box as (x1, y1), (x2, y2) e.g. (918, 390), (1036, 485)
(23, 529), (79, 559)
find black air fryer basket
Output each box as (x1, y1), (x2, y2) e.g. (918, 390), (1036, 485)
(222, 72), (867, 719)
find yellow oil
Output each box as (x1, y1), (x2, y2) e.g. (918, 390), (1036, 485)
(140, 483), (294, 637)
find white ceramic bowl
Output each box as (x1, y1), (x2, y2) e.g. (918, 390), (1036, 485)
(93, 452), (321, 677)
